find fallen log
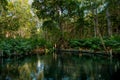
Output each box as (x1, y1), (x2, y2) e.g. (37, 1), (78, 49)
(55, 49), (110, 57)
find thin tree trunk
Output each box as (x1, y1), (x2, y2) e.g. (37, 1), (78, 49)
(106, 8), (112, 36)
(93, 7), (108, 53)
(57, 6), (64, 49)
(92, 9), (98, 37)
(95, 9), (108, 53)
(90, 1), (98, 38)
(94, 20), (97, 37)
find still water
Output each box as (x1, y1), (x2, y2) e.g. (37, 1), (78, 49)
(0, 53), (120, 80)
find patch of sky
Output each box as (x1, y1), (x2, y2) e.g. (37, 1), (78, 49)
(38, 0), (44, 3)
(28, 0), (33, 5)
(63, 9), (68, 15)
(84, 2), (107, 17)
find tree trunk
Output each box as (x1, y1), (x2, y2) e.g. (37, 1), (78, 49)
(92, 9), (99, 37)
(93, 19), (97, 37)
(92, 7), (107, 53)
(90, 0), (98, 38)
(106, 8), (112, 36)
(56, 6), (64, 49)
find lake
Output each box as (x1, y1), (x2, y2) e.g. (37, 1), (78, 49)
(0, 53), (120, 80)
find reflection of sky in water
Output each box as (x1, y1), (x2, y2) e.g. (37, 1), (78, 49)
(30, 59), (44, 80)
(37, 59), (44, 74)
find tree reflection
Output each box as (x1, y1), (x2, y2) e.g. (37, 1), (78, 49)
(0, 54), (120, 80)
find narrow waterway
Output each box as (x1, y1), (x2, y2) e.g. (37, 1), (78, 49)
(0, 53), (120, 80)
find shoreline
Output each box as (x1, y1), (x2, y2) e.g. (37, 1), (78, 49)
(0, 48), (120, 59)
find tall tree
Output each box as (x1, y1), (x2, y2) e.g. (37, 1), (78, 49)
(0, 0), (36, 38)
(32, 0), (81, 48)
(0, 0), (8, 38)
(105, 0), (112, 36)
(106, 0), (120, 35)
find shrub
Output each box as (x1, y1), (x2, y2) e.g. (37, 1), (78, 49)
(0, 38), (50, 56)
(68, 37), (120, 51)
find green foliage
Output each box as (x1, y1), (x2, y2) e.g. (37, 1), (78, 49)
(104, 36), (120, 48)
(42, 20), (58, 30)
(30, 38), (47, 48)
(0, 0), (120, 57)
(0, 37), (52, 56)
(32, 0), (81, 37)
(0, 38), (30, 56)
(0, 0), (36, 38)
(0, 0), (8, 10)
(69, 37), (120, 50)
(69, 39), (81, 48)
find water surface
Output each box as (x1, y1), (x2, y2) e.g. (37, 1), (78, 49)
(0, 53), (120, 80)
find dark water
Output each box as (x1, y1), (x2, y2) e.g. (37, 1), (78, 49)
(0, 53), (120, 80)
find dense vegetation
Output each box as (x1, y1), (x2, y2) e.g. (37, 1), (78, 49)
(0, 0), (120, 57)
(69, 36), (120, 51)
(0, 38), (53, 57)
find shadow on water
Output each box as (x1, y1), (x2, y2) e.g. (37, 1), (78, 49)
(111, 68), (120, 80)
(0, 52), (120, 80)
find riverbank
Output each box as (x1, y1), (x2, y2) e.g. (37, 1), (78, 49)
(0, 48), (120, 60)
(0, 36), (120, 59)
(55, 48), (120, 58)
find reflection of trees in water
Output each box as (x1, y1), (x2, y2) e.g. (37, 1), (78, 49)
(45, 54), (120, 80)
(0, 56), (45, 80)
(44, 55), (59, 79)
(18, 57), (44, 80)
(0, 55), (120, 80)
(0, 61), (19, 80)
